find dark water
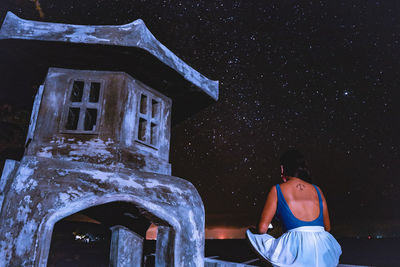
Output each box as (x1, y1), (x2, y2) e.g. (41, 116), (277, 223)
(48, 227), (400, 267)
(337, 238), (400, 267)
(205, 238), (400, 267)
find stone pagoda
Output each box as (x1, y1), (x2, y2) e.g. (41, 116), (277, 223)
(0, 12), (218, 267)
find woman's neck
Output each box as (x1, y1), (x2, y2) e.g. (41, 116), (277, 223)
(285, 176), (302, 182)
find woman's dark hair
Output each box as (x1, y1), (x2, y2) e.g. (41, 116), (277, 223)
(279, 149), (312, 183)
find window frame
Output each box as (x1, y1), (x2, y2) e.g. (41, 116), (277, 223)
(60, 78), (105, 134)
(135, 90), (163, 149)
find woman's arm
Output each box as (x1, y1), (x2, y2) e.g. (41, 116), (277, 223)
(258, 186), (278, 234)
(317, 186), (331, 232)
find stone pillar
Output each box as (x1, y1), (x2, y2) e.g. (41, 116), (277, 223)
(109, 225), (143, 267)
(155, 226), (175, 267)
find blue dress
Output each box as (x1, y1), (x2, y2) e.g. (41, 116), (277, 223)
(246, 184), (342, 267)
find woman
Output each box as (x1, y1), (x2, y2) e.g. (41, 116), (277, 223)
(246, 149), (341, 267)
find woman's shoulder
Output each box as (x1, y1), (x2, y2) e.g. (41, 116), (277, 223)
(266, 185), (278, 197)
(311, 184), (323, 192)
(273, 183), (283, 192)
(312, 184), (326, 198)
(270, 185), (278, 192)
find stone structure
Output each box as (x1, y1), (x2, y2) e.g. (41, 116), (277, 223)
(0, 12), (218, 266)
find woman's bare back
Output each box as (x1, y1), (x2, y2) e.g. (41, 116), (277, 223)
(258, 177), (331, 233)
(279, 178), (321, 222)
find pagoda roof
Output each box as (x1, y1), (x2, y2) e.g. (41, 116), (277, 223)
(0, 12), (218, 123)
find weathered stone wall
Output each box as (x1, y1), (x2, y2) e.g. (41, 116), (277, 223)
(0, 156), (205, 266)
(26, 68), (172, 175)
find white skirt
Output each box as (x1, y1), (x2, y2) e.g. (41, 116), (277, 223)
(246, 226), (342, 267)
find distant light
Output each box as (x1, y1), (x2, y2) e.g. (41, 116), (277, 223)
(216, 233), (227, 239)
(74, 233), (90, 243)
(205, 227), (248, 239)
(72, 231), (100, 243)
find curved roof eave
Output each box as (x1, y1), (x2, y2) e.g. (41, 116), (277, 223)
(0, 12), (218, 101)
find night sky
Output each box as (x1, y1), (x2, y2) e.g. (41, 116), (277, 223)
(0, 1), (399, 238)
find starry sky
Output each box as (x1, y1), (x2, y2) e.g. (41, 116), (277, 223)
(0, 1), (399, 237)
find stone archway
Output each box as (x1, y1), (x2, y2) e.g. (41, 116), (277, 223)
(35, 194), (180, 267)
(0, 157), (205, 267)
(47, 201), (154, 266)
